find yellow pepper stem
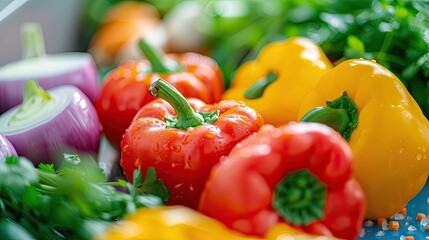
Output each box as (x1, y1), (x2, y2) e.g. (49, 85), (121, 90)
(300, 92), (358, 141)
(244, 71), (277, 99)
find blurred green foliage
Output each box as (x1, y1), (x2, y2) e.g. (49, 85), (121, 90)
(81, 0), (429, 117)
(192, 0), (429, 117)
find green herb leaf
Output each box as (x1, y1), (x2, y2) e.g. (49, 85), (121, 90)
(0, 153), (161, 240)
(22, 186), (41, 208)
(132, 167), (145, 189)
(133, 167), (170, 204)
(347, 35), (365, 54)
(0, 156), (38, 198)
(58, 153), (106, 183)
(0, 218), (36, 240)
(5, 155), (19, 164)
(38, 163), (55, 173)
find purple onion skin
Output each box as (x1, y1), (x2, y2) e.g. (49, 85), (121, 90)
(4, 86), (102, 166)
(0, 53), (99, 113)
(0, 134), (17, 162)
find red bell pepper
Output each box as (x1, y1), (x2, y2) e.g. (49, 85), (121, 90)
(198, 122), (366, 240)
(120, 79), (264, 208)
(95, 39), (224, 149)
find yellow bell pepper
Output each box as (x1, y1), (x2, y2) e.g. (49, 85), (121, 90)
(95, 205), (344, 240)
(265, 223), (343, 240)
(222, 37), (333, 126)
(298, 59), (429, 219)
(95, 206), (260, 240)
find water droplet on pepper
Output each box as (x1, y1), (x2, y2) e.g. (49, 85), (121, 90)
(172, 145), (181, 152)
(417, 153), (422, 160)
(162, 143), (170, 151)
(182, 134), (190, 144)
(153, 143), (159, 152)
(204, 132), (216, 139)
(122, 144), (129, 152)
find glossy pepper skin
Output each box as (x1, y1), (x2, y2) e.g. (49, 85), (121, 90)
(96, 39), (224, 149)
(120, 79), (263, 208)
(222, 37), (333, 126)
(198, 122), (366, 240)
(95, 205), (340, 240)
(265, 223), (343, 240)
(95, 206), (261, 240)
(297, 59), (429, 219)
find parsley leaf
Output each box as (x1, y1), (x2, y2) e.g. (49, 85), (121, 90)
(132, 167), (170, 204)
(38, 163), (55, 173)
(0, 154), (162, 240)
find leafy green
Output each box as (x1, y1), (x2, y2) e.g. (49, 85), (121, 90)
(0, 154), (165, 240)
(0, 218), (36, 240)
(185, 0), (429, 116)
(0, 155), (38, 200)
(344, 35), (373, 60)
(38, 163), (55, 173)
(81, 0), (429, 116)
(131, 167), (170, 204)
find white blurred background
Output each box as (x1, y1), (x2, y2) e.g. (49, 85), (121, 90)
(0, 0), (85, 66)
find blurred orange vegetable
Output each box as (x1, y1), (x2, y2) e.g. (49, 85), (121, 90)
(88, 1), (166, 67)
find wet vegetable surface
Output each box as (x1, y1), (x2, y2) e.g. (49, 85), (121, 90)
(360, 180), (429, 239)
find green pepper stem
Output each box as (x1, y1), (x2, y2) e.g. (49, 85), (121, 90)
(138, 39), (181, 73)
(21, 23), (46, 59)
(300, 107), (350, 134)
(244, 71), (277, 99)
(149, 79), (204, 130)
(300, 92), (358, 142)
(272, 169), (326, 226)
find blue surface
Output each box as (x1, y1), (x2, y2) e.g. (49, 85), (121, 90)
(359, 180), (429, 239)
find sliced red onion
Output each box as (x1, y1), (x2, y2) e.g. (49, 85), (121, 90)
(0, 134), (17, 162)
(0, 23), (99, 113)
(0, 81), (102, 166)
